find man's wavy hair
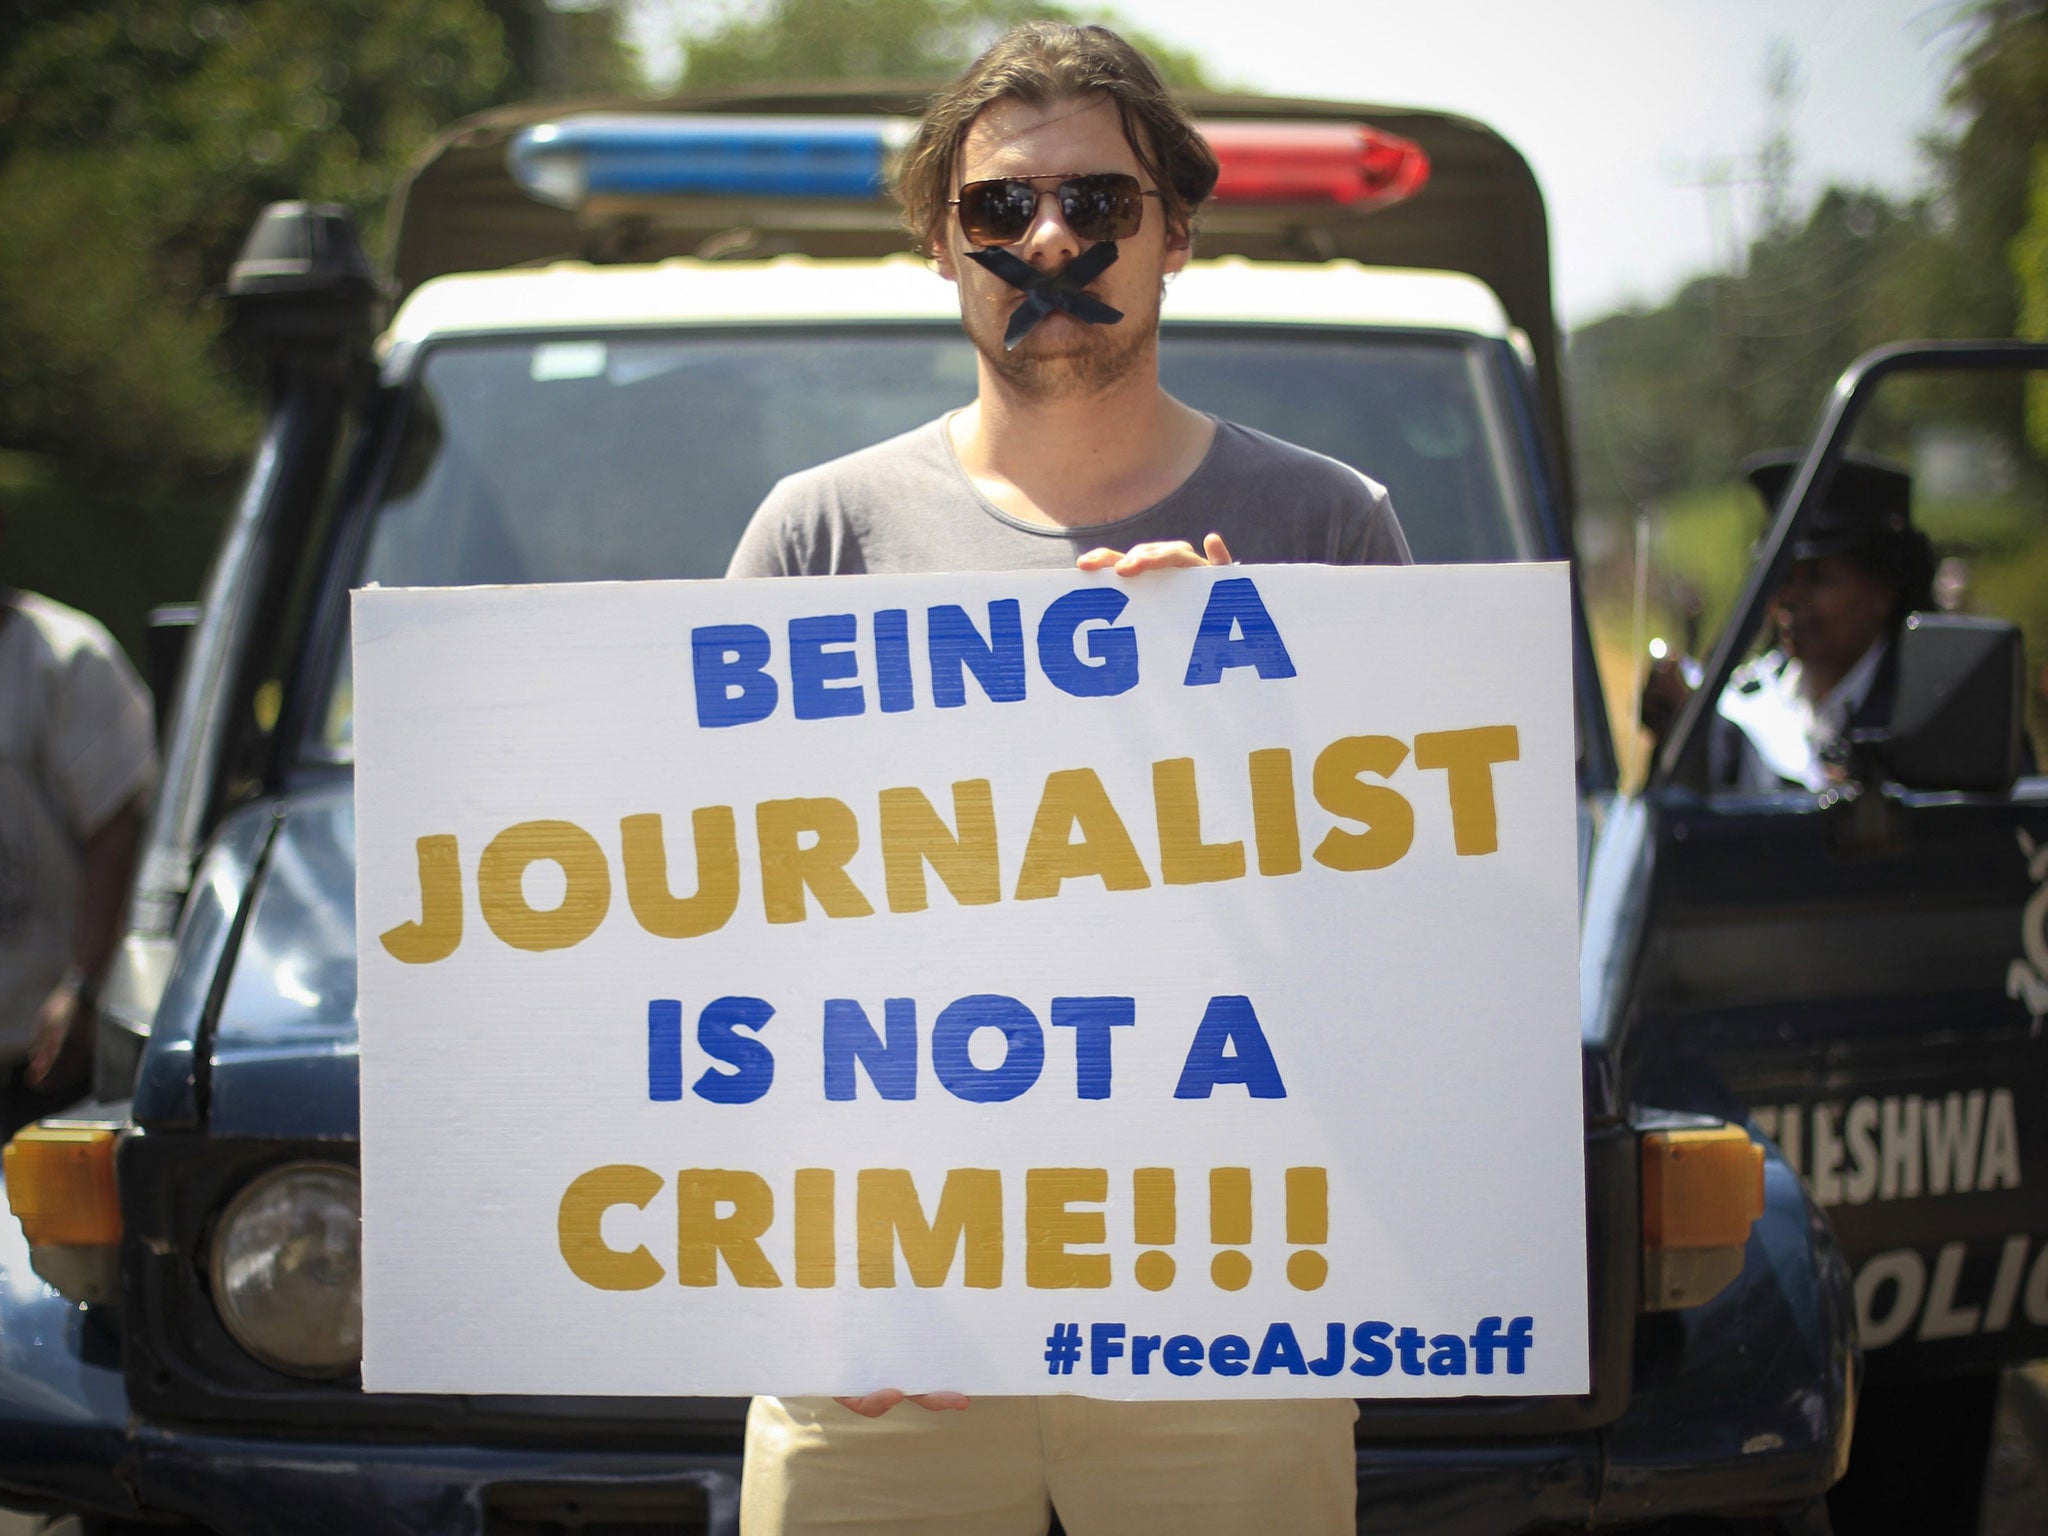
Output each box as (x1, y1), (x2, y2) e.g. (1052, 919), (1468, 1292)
(894, 22), (1219, 258)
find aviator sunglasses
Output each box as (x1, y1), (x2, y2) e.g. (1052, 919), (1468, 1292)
(949, 171), (1162, 247)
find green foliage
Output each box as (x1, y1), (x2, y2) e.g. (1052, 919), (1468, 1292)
(1569, 189), (1946, 522)
(675, 0), (1216, 91)
(0, 0), (524, 659)
(1570, 9), (2047, 443)
(488, 0), (644, 96)
(1575, 7), (2048, 752)
(1933, 0), (2048, 339)
(0, 0), (514, 465)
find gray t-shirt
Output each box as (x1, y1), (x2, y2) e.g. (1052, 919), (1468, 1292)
(726, 415), (1410, 577)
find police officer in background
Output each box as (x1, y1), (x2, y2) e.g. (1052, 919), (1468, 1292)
(1643, 448), (1937, 790)
(0, 576), (156, 1139)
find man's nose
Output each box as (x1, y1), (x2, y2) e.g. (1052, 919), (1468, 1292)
(1015, 188), (1082, 270)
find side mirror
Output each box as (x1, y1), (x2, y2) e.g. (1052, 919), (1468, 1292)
(1854, 613), (2024, 793)
(144, 604), (200, 744)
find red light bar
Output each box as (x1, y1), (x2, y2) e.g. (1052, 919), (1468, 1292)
(1204, 122), (1430, 209)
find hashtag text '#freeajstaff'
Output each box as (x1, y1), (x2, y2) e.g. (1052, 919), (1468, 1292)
(1044, 1322), (1084, 1372)
(1044, 1318), (1537, 1378)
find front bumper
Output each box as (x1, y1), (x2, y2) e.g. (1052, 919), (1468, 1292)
(0, 1157), (1850, 1535)
(0, 1407), (1824, 1536)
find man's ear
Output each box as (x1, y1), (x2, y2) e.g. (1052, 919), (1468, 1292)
(931, 227), (960, 283)
(1163, 226), (1192, 278)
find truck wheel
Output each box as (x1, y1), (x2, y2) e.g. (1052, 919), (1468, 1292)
(1826, 1371), (1998, 1535)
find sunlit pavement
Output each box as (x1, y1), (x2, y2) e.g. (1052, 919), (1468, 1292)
(1, 1377), (2045, 1535)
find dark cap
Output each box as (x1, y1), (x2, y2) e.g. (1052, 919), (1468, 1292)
(1741, 447), (1914, 561)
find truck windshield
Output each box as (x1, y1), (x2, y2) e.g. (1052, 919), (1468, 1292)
(316, 327), (1533, 757)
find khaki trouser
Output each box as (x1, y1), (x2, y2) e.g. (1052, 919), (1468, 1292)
(741, 1394), (1359, 1536)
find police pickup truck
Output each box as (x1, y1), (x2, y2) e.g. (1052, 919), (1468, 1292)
(1, 87), (2043, 1536)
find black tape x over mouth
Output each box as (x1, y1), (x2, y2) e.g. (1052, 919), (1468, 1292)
(964, 242), (1125, 350)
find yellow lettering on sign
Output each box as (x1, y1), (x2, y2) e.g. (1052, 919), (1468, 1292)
(620, 809), (740, 939)
(794, 1168), (836, 1289)
(1414, 725), (1520, 855)
(381, 833), (464, 964)
(558, 1164), (664, 1291)
(1015, 769), (1151, 900)
(756, 797), (875, 925)
(1248, 748), (1302, 876)
(856, 1168), (1003, 1288)
(1153, 757), (1246, 886)
(675, 1169), (782, 1288)
(1311, 736), (1414, 872)
(878, 780), (1001, 913)
(478, 820), (611, 952)
(1026, 1167), (1111, 1289)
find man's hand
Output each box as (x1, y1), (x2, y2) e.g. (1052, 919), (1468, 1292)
(1075, 532), (1232, 576)
(27, 975), (92, 1098)
(833, 1389), (971, 1418)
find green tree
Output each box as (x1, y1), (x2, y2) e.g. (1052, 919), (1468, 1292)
(1926, 0), (2048, 339)
(671, 0), (1216, 91)
(0, 0), (514, 470)
(488, 0), (644, 96)
(1568, 187), (1936, 518)
(0, 0), (534, 659)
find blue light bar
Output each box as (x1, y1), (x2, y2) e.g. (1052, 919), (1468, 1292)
(507, 115), (915, 210)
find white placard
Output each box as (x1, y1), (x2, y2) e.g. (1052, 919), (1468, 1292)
(354, 563), (1587, 1399)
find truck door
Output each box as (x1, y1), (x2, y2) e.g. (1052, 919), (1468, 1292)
(1642, 343), (2048, 1384)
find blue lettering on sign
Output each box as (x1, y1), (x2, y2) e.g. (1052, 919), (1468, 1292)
(1173, 995), (1288, 1099)
(1207, 1333), (1250, 1376)
(930, 994), (1044, 1102)
(788, 613), (865, 720)
(822, 997), (919, 1101)
(1089, 1322), (1127, 1374)
(692, 624), (779, 727)
(1182, 577), (1297, 686)
(1307, 1322), (1347, 1376)
(1395, 1326), (1428, 1375)
(1049, 996), (1134, 1099)
(647, 999), (683, 1102)
(1350, 1322), (1394, 1376)
(929, 600), (1028, 708)
(873, 608), (915, 714)
(687, 586), (1182, 725)
(693, 995), (776, 1104)
(1037, 587), (1139, 698)
(1252, 1322), (1309, 1375)
(1045, 1317), (1533, 1378)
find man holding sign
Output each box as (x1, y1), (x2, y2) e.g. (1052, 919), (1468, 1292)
(727, 21), (1408, 1536)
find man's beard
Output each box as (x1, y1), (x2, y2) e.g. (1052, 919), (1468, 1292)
(968, 291), (1159, 401)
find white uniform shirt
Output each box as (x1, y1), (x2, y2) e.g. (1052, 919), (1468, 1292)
(0, 592), (158, 1061)
(1714, 640), (1887, 792)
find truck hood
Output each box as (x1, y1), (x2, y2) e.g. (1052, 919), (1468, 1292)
(206, 782), (361, 1139)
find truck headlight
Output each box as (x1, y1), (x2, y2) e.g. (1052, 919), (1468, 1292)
(209, 1162), (362, 1378)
